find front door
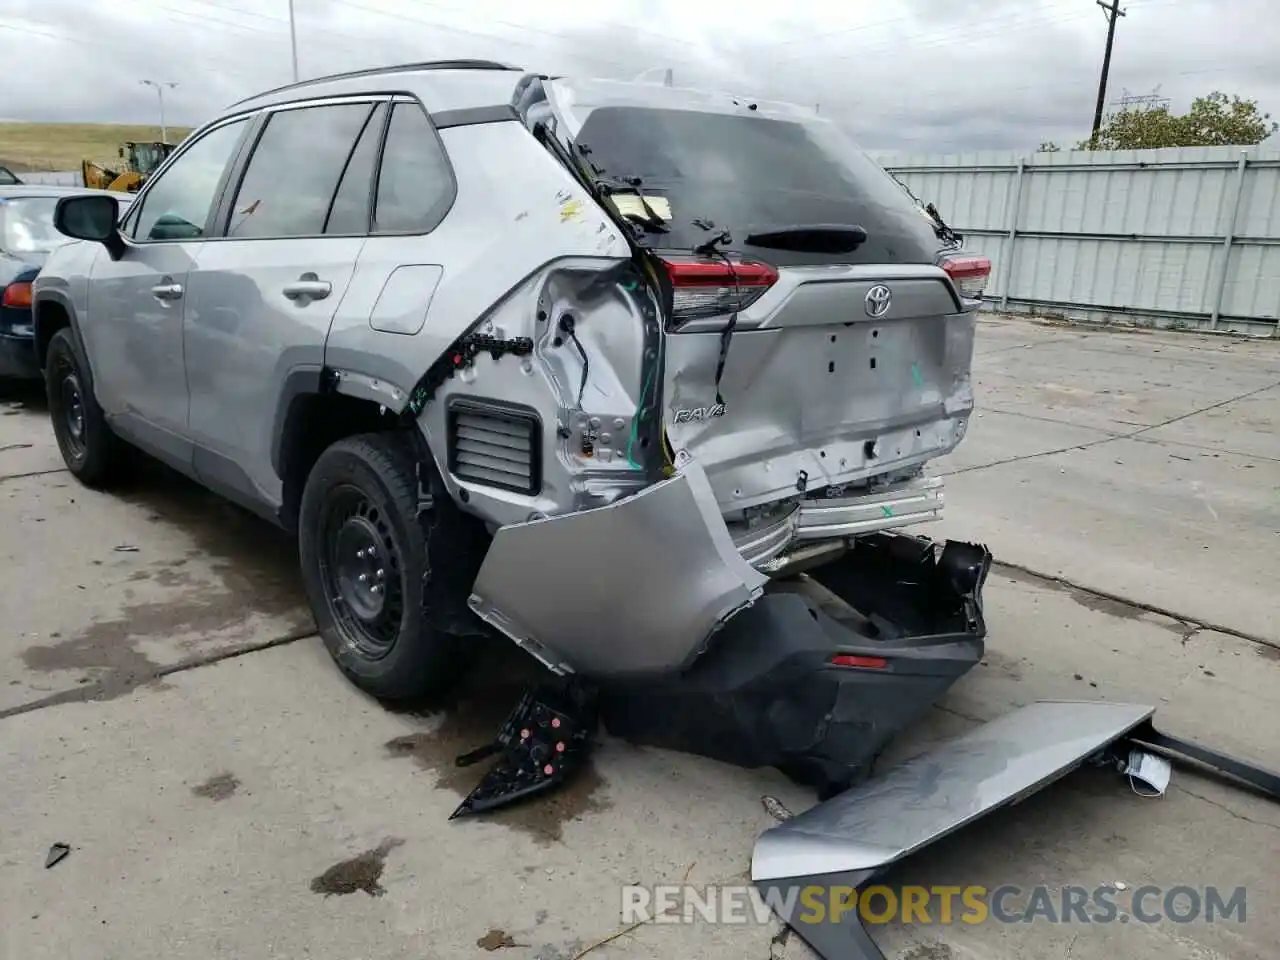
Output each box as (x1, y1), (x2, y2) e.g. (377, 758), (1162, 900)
(85, 117), (252, 468)
(183, 99), (385, 508)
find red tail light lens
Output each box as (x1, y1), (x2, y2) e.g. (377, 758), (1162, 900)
(830, 654), (888, 669)
(1, 281), (33, 309)
(940, 254), (991, 300)
(659, 255), (778, 324)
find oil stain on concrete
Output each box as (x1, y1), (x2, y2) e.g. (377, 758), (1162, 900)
(384, 649), (609, 846)
(192, 772), (240, 801)
(18, 459), (314, 708)
(310, 838), (405, 897)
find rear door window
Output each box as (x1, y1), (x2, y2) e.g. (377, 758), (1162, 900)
(372, 102), (454, 234)
(226, 102), (375, 239)
(572, 106), (942, 267)
(324, 103), (387, 235)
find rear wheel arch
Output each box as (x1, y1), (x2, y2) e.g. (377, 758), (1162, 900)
(297, 430), (482, 701)
(273, 369), (404, 534)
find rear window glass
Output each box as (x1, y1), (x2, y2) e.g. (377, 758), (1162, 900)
(573, 106), (942, 266)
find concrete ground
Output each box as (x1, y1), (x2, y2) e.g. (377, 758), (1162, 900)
(1, 315), (1277, 960)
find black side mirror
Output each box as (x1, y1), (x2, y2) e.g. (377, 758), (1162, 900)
(54, 195), (125, 259)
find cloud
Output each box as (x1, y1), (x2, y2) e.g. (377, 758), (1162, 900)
(1, 0), (1276, 152)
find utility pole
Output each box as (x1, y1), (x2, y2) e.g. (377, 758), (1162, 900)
(288, 0), (300, 82)
(140, 80), (178, 143)
(1091, 0), (1126, 140)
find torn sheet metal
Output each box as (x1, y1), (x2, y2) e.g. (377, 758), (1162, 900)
(468, 458), (767, 676)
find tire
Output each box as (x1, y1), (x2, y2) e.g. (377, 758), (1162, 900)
(298, 432), (474, 701)
(44, 327), (125, 486)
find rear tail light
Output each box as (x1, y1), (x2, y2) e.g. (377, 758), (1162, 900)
(659, 255), (778, 324)
(1, 281), (33, 309)
(940, 254), (991, 300)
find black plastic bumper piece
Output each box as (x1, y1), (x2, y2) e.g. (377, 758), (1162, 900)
(451, 533), (990, 816)
(599, 534), (993, 795)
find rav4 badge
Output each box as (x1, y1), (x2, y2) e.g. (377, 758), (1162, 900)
(672, 404), (727, 423)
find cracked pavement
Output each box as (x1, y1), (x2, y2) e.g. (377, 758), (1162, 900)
(1, 315), (1278, 960)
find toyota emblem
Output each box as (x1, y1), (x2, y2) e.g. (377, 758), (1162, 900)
(865, 285), (892, 319)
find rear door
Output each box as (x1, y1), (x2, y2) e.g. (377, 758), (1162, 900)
(182, 97), (382, 509)
(544, 84), (986, 513)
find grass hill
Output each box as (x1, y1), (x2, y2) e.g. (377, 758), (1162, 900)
(0, 122), (194, 172)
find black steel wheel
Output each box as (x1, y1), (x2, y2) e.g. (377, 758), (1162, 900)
(57, 365), (88, 462)
(317, 485), (406, 659)
(44, 327), (125, 486)
(298, 432), (475, 701)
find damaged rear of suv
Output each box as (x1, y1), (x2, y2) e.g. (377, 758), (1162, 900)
(467, 75), (991, 682)
(35, 60), (991, 793)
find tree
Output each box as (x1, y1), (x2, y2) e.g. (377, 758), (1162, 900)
(1077, 91), (1277, 150)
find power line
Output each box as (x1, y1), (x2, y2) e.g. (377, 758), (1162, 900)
(321, 0), (710, 75)
(1092, 0), (1127, 139)
(0, 21), (262, 85)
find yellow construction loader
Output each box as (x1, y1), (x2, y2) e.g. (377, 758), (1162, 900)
(81, 141), (176, 193)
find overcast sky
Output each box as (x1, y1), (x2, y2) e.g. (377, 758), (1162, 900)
(2, 0), (1276, 153)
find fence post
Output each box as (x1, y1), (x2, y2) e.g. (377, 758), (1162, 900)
(1210, 150), (1249, 330)
(999, 157), (1027, 310)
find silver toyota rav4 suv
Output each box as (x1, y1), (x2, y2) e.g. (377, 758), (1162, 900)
(34, 60), (989, 702)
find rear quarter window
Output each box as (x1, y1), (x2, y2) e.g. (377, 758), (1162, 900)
(574, 106), (942, 267)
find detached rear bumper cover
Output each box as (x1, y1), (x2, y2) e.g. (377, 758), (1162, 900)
(468, 459), (769, 676)
(752, 700), (1158, 960)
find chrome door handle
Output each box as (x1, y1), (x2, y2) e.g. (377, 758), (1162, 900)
(151, 283), (183, 301)
(282, 279), (332, 301)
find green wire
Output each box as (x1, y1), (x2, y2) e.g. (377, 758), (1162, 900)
(626, 364), (656, 470)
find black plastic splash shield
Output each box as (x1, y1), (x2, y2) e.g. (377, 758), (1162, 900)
(599, 533), (993, 796)
(450, 683), (598, 819)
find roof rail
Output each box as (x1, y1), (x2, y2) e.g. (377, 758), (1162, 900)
(228, 60), (524, 108)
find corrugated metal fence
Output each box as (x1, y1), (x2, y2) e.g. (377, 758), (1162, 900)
(872, 146), (1280, 336)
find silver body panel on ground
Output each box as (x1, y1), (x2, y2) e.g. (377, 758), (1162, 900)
(468, 458), (768, 675)
(752, 699), (1156, 883)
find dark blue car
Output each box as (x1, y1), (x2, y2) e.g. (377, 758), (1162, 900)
(1, 185), (132, 380)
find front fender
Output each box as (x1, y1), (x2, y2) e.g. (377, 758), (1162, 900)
(31, 241), (98, 375)
(31, 287), (90, 381)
